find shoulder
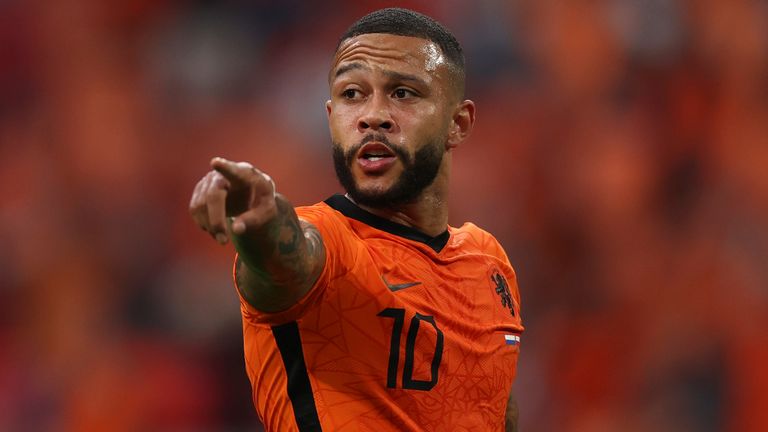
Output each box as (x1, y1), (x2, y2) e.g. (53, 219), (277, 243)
(452, 222), (521, 311)
(296, 200), (339, 221)
(449, 222), (507, 256)
(295, 200), (361, 262)
(296, 201), (352, 232)
(448, 221), (516, 274)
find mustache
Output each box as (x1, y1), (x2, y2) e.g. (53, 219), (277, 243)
(345, 134), (409, 163)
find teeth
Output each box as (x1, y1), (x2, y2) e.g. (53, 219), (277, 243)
(368, 156), (383, 161)
(364, 153), (389, 160)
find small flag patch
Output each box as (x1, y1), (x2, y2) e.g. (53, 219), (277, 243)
(504, 334), (520, 346)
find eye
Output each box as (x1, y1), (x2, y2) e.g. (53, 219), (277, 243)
(393, 88), (416, 99)
(342, 89), (361, 99)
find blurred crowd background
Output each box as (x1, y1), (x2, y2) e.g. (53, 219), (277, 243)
(1, 0), (766, 431)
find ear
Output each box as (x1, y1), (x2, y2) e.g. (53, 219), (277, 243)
(325, 100), (333, 118)
(447, 100), (476, 149)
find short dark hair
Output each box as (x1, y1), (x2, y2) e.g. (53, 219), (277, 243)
(336, 8), (466, 97)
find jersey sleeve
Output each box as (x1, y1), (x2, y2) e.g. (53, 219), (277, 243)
(488, 236), (524, 329)
(464, 223), (523, 330)
(234, 202), (358, 325)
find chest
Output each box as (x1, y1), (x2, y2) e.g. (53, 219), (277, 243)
(358, 240), (521, 329)
(297, 239), (521, 426)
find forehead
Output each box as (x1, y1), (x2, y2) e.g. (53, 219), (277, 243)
(330, 33), (447, 82)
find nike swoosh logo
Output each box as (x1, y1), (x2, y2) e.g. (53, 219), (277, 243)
(382, 275), (422, 292)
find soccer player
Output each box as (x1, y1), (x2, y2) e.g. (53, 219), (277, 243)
(189, 8), (523, 431)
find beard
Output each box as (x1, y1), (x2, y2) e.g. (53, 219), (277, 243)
(332, 134), (444, 208)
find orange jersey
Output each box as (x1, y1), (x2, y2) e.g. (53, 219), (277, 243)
(235, 195), (523, 431)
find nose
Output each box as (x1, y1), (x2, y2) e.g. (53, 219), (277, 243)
(357, 95), (394, 132)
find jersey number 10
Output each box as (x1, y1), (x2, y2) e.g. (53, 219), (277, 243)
(378, 308), (444, 391)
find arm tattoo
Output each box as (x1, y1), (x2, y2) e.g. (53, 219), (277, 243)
(277, 210), (302, 255)
(234, 195), (325, 311)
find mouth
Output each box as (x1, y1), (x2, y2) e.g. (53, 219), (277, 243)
(356, 142), (396, 161)
(355, 142), (397, 173)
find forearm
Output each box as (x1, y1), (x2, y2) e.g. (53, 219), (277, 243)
(232, 194), (324, 312)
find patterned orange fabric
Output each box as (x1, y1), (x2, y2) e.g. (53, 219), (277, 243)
(235, 195), (523, 431)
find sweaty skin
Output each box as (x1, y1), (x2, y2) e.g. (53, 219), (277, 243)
(423, 43), (445, 72)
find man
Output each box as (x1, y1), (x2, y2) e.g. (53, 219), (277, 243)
(190, 8), (523, 431)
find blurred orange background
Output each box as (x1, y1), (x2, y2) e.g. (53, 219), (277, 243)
(1, 1), (766, 431)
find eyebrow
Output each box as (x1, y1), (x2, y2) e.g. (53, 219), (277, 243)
(334, 62), (366, 78)
(333, 62), (428, 87)
(383, 70), (427, 87)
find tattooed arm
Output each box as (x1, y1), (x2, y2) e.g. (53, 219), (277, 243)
(232, 197), (325, 311)
(190, 158), (326, 312)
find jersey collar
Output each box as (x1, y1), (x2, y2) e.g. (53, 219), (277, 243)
(324, 194), (450, 253)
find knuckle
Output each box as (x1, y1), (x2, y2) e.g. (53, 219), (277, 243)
(189, 197), (203, 212)
(212, 175), (229, 189)
(235, 162), (254, 171)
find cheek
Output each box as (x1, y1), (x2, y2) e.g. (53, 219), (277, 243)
(420, 105), (438, 117)
(327, 113), (347, 140)
(404, 107), (445, 139)
(328, 106), (357, 134)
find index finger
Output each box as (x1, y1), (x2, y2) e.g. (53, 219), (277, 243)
(210, 157), (258, 187)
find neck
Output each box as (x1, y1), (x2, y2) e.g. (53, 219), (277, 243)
(347, 162), (451, 237)
(349, 193), (448, 237)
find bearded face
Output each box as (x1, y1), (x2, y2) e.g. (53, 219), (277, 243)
(333, 133), (444, 208)
(326, 34), (470, 210)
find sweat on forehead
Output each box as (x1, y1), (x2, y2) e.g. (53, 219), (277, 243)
(332, 34), (443, 72)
